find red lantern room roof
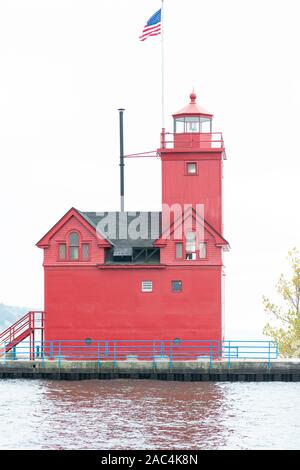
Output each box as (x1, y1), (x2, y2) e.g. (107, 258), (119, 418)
(173, 91), (213, 118)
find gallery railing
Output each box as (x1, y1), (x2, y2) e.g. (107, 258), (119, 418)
(0, 339), (278, 369)
(160, 131), (225, 150)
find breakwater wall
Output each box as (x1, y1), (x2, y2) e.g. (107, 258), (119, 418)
(1, 359), (300, 381)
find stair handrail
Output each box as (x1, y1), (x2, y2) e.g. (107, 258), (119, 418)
(0, 312), (30, 343)
(0, 311), (44, 344)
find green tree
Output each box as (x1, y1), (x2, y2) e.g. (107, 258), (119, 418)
(263, 248), (300, 357)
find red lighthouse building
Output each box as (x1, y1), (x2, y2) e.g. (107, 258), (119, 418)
(36, 92), (228, 345)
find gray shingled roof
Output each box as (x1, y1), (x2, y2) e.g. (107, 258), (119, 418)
(78, 210), (162, 249)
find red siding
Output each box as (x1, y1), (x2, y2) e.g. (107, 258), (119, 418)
(161, 152), (223, 233)
(44, 266), (222, 341)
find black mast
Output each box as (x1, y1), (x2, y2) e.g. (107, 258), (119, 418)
(118, 108), (125, 212)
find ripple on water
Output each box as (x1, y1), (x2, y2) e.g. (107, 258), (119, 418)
(0, 380), (299, 449)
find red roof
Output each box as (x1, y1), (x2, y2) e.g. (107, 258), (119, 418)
(173, 91), (213, 118)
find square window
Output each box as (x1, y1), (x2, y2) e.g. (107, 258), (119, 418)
(59, 243), (66, 260)
(175, 242), (183, 259)
(186, 162), (197, 174)
(82, 243), (90, 260)
(172, 280), (182, 292)
(142, 280), (153, 292)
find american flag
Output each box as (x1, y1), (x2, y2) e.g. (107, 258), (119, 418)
(139, 9), (161, 42)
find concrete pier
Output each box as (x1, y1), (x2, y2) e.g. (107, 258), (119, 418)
(1, 359), (300, 381)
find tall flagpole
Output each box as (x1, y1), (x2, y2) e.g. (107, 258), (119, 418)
(161, 0), (165, 130)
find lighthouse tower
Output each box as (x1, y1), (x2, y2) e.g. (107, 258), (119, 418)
(156, 91), (228, 341)
(160, 91), (224, 233)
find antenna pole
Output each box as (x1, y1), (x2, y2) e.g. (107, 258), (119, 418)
(118, 108), (125, 212)
(161, 0), (165, 130)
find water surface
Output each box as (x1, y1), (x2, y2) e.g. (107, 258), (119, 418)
(0, 380), (299, 449)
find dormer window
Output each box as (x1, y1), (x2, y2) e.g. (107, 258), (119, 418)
(82, 243), (90, 260)
(59, 243), (67, 260)
(185, 231), (196, 260)
(199, 242), (207, 259)
(69, 232), (79, 260)
(58, 231), (91, 261)
(175, 242), (183, 259)
(175, 235), (208, 261)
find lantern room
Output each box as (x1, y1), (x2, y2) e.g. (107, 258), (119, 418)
(159, 91), (224, 151)
(173, 91), (213, 134)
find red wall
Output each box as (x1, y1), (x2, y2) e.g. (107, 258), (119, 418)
(161, 151), (223, 233)
(44, 265), (222, 341)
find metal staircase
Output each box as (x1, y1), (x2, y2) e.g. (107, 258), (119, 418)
(0, 311), (44, 359)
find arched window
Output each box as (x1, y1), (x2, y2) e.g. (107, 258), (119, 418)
(58, 231), (91, 261)
(69, 232), (79, 260)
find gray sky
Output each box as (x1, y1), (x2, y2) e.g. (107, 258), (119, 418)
(0, 0), (299, 338)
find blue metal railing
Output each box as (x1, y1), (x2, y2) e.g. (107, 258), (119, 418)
(222, 341), (278, 369)
(0, 339), (278, 369)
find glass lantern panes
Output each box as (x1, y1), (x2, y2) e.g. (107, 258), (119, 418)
(174, 118), (185, 133)
(174, 116), (212, 133)
(185, 117), (200, 133)
(201, 119), (211, 133)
